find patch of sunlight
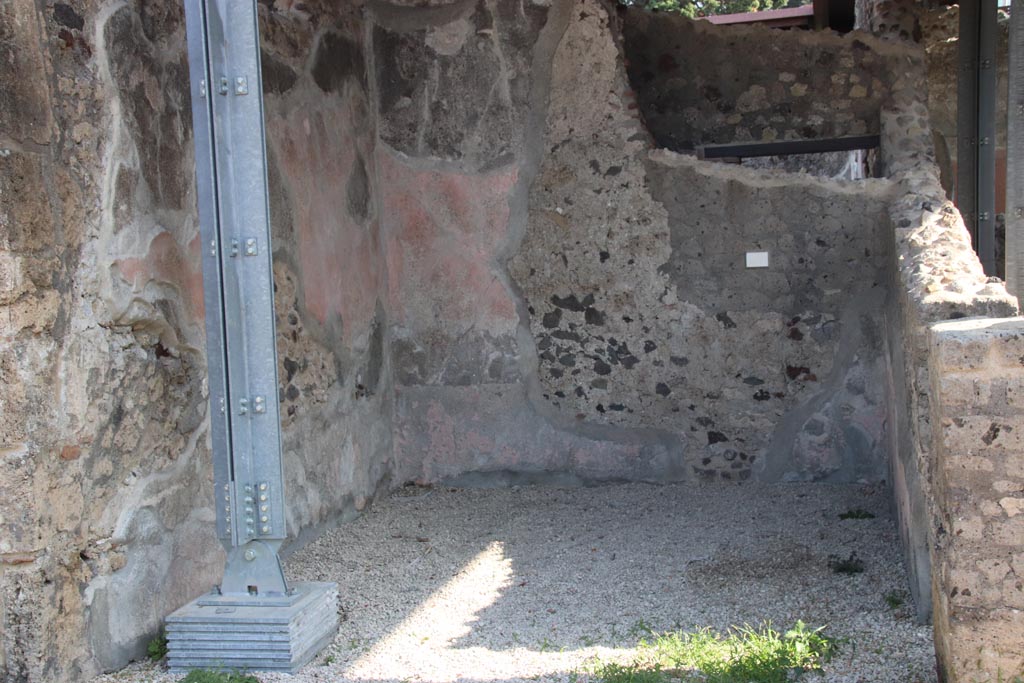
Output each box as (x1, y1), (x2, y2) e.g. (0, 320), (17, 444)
(344, 540), (634, 682)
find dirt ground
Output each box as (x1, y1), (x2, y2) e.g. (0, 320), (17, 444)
(96, 482), (937, 683)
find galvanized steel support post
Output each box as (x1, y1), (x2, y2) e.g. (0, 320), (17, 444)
(958, 0), (980, 248)
(1008, 0), (1024, 296)
(957, 0), (999, 275)
(166, 0), (338, 672)
(978, 0), (998, 275)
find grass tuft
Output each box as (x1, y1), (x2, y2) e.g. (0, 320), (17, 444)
(179, 671), (261, 683)
(828, 552), (865, 575)
(838, 509), (875, 520)
(884, 591), (905, 609)
(146, 633), (168, 662)
(591, 620), (836, 683)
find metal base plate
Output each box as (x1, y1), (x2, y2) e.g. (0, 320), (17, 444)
(166, 582), (339, 673)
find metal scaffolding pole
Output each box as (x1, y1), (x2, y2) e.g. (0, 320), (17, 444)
(958, 1), (980, 247)
(958, 0), (999, 275)
(979, 0), (998, 275)
(167, 0), (338, 672)
(1008, 0), (1024, 295)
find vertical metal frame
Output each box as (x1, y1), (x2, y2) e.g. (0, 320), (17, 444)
(1008, 0), (1024, 296)
(184, 0), (286, 567)
(185, 0), (235, 547)
(978, 0), (998, 274)
(958, 0), (998, 275)
(958, 1), (980, 251)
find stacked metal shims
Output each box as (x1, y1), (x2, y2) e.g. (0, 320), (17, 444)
(166, 583), (339, 673)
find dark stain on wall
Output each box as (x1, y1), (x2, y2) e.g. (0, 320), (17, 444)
(347, 153), (371, 223)
(312, 30), (368, 93)
(261, 49), (299, 94)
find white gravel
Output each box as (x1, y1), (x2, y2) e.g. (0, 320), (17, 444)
(95, 482), (937, 683)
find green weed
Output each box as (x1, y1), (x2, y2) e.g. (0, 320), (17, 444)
(838, 509), (875, 520)
(594, 661), (666, 683)
(828, 552), (865, 575)
(146, 633), (168, 662)
(628, 619), (655, 638)
(884, 591), (905, 609)
(591, 620), (836, 683)
(179, 671), (261, 683)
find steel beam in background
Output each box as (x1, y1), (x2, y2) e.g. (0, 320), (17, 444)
(958, 0), (999, 275)
(1008, 1), (1024, 296)
(957, 0), (980, 254)
(696, 134), (879, 160)
(170, 0), (338, 672)
(978, 0), (998, 275)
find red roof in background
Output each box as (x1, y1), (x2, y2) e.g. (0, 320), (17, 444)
(700, 1), (855, 32)
(703, 4), (815, 28)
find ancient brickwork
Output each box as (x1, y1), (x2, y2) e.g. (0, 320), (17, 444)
(621, 10), (891, 152)
(875, 1), (1024, 677)
(927, 319), (1024, 681)
(506, 3), (912, 483)
(373, 0), (924, 486)
(378, 0), (684, 486)
(856, 0), (920, 43)
(1, 1), (214, 678)
(262, 4), (394, 537)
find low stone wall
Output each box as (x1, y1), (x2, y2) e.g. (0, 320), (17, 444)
(875, 3), (1024, 678)
(929, 319), (1024, 681)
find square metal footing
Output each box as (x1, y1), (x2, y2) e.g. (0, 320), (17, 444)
(166, 581), (339, 673)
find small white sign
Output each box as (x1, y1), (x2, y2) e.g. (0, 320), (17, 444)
(746, 251), (770, 268)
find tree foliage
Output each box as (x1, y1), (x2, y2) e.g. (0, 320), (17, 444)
(620, 0), (808, 18)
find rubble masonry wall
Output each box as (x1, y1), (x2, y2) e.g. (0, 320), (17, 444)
(1, 0), (393, 679)
(3, 0), (1024, 681)
(873, 1), (1024, 677)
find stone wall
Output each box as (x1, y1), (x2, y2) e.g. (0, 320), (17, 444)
(621, 9), (892, 152)
(0, 1), (393, 681)
(378, 0), (905, 486)
(5, 0), (1024, 680)
(514, 136), (897, 483)
(1, 1), (217, 678)
(928, 319), (1024, 681)
(377, 0), (687, 486)
(874, 2), (1024, 677)
(261, 2), (394, 545)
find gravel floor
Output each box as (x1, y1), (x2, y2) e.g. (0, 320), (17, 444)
(95, 482), (937, 683)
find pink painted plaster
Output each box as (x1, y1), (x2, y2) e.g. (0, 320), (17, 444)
(116, 231), (205, 322)
(377, 149), (520, 335)
(267, 103), (382, 340)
